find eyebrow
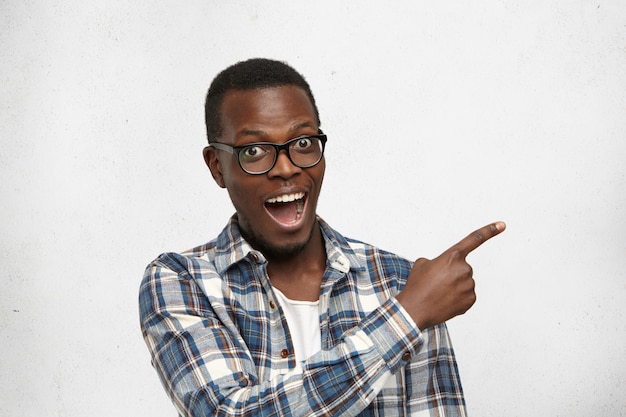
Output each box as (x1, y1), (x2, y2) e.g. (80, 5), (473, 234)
(237, 129), (265, 139)
(290, 121), (317, 131)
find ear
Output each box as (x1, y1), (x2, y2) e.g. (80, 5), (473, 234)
(203, 146), (226, 188)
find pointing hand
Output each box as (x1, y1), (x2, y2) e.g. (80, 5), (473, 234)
(396, 222), (506, 330)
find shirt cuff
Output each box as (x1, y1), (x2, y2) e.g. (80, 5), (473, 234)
(358, 297), (423, 374)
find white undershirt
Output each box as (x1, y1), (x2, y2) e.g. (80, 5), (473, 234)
(272, 288), (322, 363)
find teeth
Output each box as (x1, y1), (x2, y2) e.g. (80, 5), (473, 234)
(266, 192), (305, 204)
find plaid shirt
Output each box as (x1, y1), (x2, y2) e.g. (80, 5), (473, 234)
(139, 216), (467, 416)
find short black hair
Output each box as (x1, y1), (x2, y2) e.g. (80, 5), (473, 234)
(204, 58), (320, 143)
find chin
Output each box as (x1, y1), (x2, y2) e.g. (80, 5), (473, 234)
(260, 240), (309, 260)
(240, 216), (317, 260)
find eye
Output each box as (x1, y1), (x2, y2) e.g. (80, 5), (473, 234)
(240, 145), (269, 162)
(294, 137), (313, 150)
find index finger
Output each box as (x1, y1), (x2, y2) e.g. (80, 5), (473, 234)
(452, 221), (506, 257)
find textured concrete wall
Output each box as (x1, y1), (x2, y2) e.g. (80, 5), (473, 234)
(1, 1), (625, 416)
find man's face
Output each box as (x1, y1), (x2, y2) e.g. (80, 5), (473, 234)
(204, 85), (325, 259)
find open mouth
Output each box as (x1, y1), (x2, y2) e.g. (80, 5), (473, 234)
(264, 192), (306, 225)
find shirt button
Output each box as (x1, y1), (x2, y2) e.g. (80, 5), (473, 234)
(251, 253), (259, 262)
(269, 300), (276, 309)
(280, 349), (289, 358)
(402, 351), (411, 361)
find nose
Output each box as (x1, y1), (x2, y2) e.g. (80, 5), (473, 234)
(267, 149), (301, 179)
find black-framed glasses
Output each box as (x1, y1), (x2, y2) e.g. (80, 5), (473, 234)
(210, 132), (327, 175)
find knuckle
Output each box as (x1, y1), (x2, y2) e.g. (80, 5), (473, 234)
(469, 292), (477, 306)
(470, 277), (476, 291)
(448, 247), (464, 261)
(457, 263), (472, 277)
(472, 231), (485, 243)
(413, 257), (430, 268)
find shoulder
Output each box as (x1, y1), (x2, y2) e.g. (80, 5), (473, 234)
(142, 215), (249, 281)
(146, 241), (218, 276)
(139, 239), (221, 303)
(319, 218), (413, 280)
(348, 237), (413, 283)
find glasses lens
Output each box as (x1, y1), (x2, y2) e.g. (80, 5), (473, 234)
(289, 137), (323, 167)
(238, 144), (275, 174)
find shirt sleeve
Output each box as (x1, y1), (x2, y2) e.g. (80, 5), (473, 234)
(139, 256), (425, 417)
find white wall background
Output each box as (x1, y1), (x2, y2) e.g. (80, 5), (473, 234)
(1, 1), (625, 416)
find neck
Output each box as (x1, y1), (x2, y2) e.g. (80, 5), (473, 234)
(265, 224), (326, 301)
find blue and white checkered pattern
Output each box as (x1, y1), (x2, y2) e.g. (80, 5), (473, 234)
(139, 216), (467, 416)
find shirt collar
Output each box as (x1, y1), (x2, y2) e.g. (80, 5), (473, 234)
(317, 218), (367, 274)
(212, 214), (367, 275)
(212, 214), (256, 275)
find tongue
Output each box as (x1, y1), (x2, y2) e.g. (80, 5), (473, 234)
(266, 201), (299, 224)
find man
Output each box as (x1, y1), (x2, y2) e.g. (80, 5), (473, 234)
(139, 58), (505, 416)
